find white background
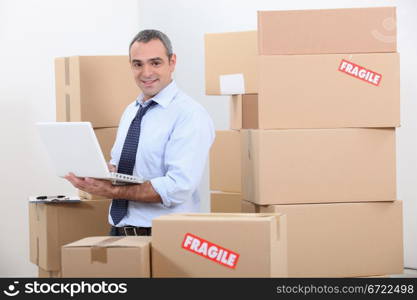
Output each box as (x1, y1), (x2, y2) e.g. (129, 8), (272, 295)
(0, 0), (415, 276)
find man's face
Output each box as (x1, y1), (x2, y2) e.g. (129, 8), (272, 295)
(129, 39), (176, 100)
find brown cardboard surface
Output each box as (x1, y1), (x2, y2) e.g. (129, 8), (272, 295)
(94, 127), (117, 162)
(242, 200), (403, 277)
(258, 7), (397, 55)
(152, 213), (287, 277)
(242, 94), (259, 129)
(231, 94), (259, 129)
(242, 128), (396, 205)
(210, 191), (242, 213)
(61, 236), (151, 278)
(38, 267), (61, 278)
(55, 56), (140, 128)
(257, 53), (399, 129)
(230, 54), (399, 129)
(230, 95), (242, 130)
(205, 31), (257, 95)
(29, 199), (111, 272)
(210, 130), (241, 192)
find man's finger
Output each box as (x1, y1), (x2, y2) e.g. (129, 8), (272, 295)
(64, 173), (87, 189)
(85, 177), (100, 187)
(107, 163), (116, 172)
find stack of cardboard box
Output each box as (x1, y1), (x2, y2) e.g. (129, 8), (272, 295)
(29, 56), (141, 277)
(206, 31), (256, 212)
(32, 8), (404, 278)
(205, 7), (403, 277)
(29, 200), (112, 277)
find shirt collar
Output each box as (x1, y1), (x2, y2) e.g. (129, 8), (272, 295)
(135, 80), (178, 108)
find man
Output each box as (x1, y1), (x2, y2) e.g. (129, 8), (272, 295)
(65, 29), (215, 236)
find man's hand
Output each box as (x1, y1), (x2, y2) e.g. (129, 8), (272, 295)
(64, 172), (116, 199)
(65, 171), (162, 204)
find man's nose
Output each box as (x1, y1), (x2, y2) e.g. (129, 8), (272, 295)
(142, 64), (153, 77)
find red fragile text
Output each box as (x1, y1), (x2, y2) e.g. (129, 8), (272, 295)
(182, 233), (240, 269)
(338, 59), (382, 86)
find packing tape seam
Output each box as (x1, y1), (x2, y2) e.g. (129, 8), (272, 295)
(90, 237), (124, 264)
(65, 94), (71, 122)
(36, 237), (39, 265)
(247, 130), (252, 161)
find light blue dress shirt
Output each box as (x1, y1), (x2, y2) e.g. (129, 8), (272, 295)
(109, 80), (215, 227)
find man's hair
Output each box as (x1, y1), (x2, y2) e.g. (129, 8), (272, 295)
(129, 29), (173, 59)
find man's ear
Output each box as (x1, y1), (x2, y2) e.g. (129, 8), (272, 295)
(169, 53), (177, 70)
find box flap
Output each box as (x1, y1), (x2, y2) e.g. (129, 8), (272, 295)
(63, 236), (151, 265)
(258, 7), (396, 55)
(210, 191), (241, 195)
(109, 236), (151, 248)
(63, 236), (150, 248)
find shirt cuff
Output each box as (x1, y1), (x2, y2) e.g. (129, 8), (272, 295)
(150, 177), (171, 208)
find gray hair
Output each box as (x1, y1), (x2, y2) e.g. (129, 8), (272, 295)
(129, 29), (173, 59)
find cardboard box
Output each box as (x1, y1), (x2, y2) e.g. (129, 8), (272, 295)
(95, 127), (117, 162)
(258, 7), (397, 55)
(242, 200), (403, 277)
(257, 53), (400, 128)
(230, 94), (259, 130)
(152, 213), (287, 277)
(38, 267), (61, 278)
(55, 56), (140, 128)
(205, 31), (257, 95)
(29, 200), (111, 272)
(210, 191), (241, 213)
(232, 53), (400, 129)
(210, 130), (241, 192)
(230, 95), (242, 130)
(62, 236), (151, 278)
(242, 128), (396, 205)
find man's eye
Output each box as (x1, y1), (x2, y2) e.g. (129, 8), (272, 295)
(133, 62), (142, 67)
(152, 61), (161, 66)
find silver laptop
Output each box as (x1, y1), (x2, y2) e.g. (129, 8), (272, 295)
(36, 122), (144, 184)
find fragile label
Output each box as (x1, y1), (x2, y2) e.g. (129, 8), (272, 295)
(338, 59), (382, 86)
(182, 233), (240, 269)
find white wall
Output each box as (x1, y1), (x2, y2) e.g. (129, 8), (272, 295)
(396, 0), (417, 269)
(137, 0), (417, 268)
(0, 0), (140, 277)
